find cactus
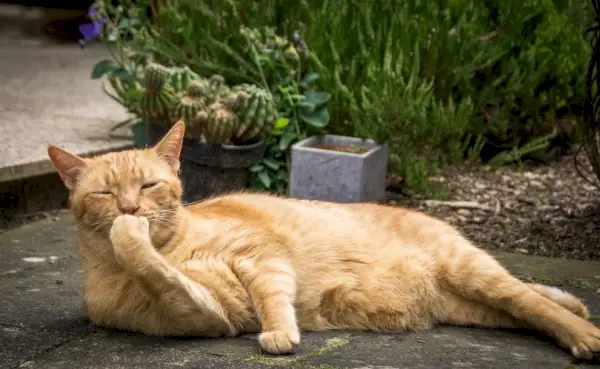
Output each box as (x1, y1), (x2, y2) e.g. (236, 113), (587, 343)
(169, 66), (201, 91)
(223, 90), (250, 114)
(107, 72), (141, 115)
(139, 88), (175, 121)
(187, 80), (209, 100)
(139, 63), (175, 122)
(169, 94), (206, 128)
(107, 73), (126, 99)
(192, 110), (210, 142)
(137, 62), (274, 144)
(233, 84), (277, 143)
(201, 102), (240, 144)
(205, 74), (231, 104)
(142, 63), (171, 91)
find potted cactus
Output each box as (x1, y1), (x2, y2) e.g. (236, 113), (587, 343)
(138, 63), (276, 203)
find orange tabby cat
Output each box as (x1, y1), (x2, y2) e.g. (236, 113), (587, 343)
(47, 121), (600, 359)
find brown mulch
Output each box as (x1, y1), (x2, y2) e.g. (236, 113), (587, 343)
(388, 148), (600, 261)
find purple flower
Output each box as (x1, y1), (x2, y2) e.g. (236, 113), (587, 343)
(293, 30), (307, 56)
(78, 6), (105, 48)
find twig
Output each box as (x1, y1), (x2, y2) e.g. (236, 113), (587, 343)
(423, 200), (489, 211)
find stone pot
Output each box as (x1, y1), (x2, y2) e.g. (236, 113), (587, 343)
(290, 134), (388, 203)
(146, 123), (264, 203)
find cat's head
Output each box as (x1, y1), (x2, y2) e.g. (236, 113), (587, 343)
(47, 121), (186, 235)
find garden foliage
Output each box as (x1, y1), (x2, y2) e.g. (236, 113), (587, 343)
(92, 0), (594, 192)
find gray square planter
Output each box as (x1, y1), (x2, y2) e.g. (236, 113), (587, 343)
(289, 135), (389, 203)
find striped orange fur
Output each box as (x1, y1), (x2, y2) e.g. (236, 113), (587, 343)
(47, 121), (600, 359)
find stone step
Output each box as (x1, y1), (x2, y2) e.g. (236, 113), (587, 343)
(0, 5), (133, 224)
(0, 43), (132, 183)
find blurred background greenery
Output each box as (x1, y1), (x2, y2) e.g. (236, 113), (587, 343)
(97, 0), (595, 194)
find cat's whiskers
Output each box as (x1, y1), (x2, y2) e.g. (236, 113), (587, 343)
(148, 217), (176, 228)
(89, 216), (115, 234)
(145, 209), (179, 230)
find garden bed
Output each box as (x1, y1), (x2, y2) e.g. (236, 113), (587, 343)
(389, 148), (600, 261)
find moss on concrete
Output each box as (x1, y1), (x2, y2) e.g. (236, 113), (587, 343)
(490, 251), (600, 290)
(248, 334), (351, 368)
(520, 275), (600, 291)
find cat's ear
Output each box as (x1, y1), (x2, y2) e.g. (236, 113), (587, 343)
(154, 120), (185, 171)
(47, 145), (87, 190)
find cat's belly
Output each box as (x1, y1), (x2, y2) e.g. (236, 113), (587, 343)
(293, 247), (440, 332)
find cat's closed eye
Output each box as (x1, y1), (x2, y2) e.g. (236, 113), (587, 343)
(141, 182), (160, 189)
(91, 191), (112, 196)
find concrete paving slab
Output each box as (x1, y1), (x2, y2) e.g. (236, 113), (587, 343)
(306, 328), (599, 369)
(0, 43), (132, 182)
(1, 214), (600, 368)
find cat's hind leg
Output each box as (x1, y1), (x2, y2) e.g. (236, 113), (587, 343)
(527, 283), (590, 319)
(435, 289), (525, 329)
(436, 236), (600, 360)
(435, 284), (589, 330)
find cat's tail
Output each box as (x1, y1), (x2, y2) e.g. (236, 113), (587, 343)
(527, 283), (590, 320)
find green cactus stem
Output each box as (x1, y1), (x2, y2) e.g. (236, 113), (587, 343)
(107, 73), (141, 115)
(191, 110), (209, 142)
(142, 63), (171, 91)
(138, 63), (175, 123)
(139, 86), (175, 122)
(233, 84), (277, 143)
(169, 94), (206, 129)
(202, 102), (240, 145)
(223, 90), (250, 114)
(187, 80), (209, 100)
(169, 66), (202, 91)
(205, 74), (231, 104)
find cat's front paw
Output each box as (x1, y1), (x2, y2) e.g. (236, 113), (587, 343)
(109, 215), (152, 262)
(110, 215), (150, 244)
(258, 330), (300, 355)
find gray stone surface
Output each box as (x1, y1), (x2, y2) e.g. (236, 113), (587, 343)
(0, 4), (132, 182)
(290, 135), (389, 203)
(2, 214), (600, 368)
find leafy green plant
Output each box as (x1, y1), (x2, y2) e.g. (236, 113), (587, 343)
(84, 1), (148, 135)
(239, 27), (331, 194)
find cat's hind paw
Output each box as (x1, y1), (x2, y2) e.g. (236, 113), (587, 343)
(567, 321), (600, 360)
(258, 330), (300, 355)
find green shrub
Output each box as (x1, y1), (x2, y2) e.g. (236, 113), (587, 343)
(292, 0), (592, 188)
(93, 0), (594, 193)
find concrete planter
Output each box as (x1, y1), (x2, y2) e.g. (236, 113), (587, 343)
(290, 135), (389, 203)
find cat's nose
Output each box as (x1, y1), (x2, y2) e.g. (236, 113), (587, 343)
(118, 205), (140, 214)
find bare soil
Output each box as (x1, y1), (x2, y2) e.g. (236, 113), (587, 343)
(312, 144), (370, 154)
(388, 148), (600, 261)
